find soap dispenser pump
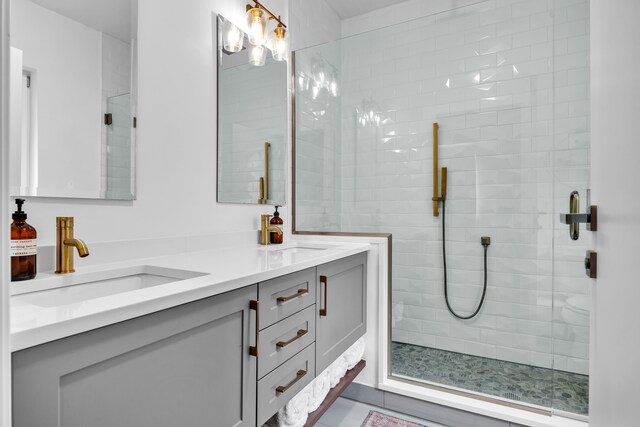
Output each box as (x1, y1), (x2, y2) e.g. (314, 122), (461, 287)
(11, 199), (37, 281)
(270, 206), (284, 244)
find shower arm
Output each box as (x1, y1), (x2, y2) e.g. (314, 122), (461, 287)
(432, 122), (447, 216)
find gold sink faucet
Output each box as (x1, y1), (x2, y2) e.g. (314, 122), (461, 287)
(55, 217), (90, 274)
(260, 214), (282, 245)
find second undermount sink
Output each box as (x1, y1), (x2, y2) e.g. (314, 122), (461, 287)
(12, 265), (207, 308)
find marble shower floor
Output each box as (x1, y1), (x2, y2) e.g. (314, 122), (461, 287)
(391, 342), (588, 416)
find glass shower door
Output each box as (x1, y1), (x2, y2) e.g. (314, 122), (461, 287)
(293, 0), (591, 417)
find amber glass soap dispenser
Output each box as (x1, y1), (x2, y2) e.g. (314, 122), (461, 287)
(11, 199), (37, 281)
(270, 205), (284, 244)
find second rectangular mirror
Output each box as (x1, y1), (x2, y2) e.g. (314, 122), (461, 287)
(216, 14), (287, 206)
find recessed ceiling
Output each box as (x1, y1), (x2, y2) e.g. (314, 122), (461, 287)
(324, 0), (412, 19)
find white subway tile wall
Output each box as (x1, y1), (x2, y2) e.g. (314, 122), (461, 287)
(295, 0), (590, 375)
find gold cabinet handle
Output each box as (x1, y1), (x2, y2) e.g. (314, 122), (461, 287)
(249, 300), (259, 357)
(276, 288), (308, 303)
(275, 369), (307, 395)
(276, 329), (308, 348)
(319, 275), (328, 317)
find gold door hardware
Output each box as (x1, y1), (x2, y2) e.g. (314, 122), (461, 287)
(275, 329), (308, 348)
(258, 142), (271, 204)
(585, 250), (597, 278)
(319, 275), (328, 316)
(55, 217), (90, 274)
(570, 191), (580, 240)
(249, 300), (259, 357)
(104, 113), (113, 125)
(260, 214), (283, 245)
(275, 369), (307, 395)
(276, 288), (308, 303)
(246, 0), (287, 29)
(432, 122), (447, 216)
(560, 190), (598, 240)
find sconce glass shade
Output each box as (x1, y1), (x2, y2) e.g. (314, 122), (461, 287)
(271, 25), (288, 61)
(246, 7), (267, 46)
(223, 20), (244, 53)
(249, 44), (267, 66)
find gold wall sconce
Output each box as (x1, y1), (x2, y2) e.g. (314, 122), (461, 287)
(246, 0), (288, 61)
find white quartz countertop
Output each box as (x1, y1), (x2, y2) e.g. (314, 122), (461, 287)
(10, 241), (371, 351)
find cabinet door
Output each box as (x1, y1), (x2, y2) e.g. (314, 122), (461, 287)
(316, 252), (367, 373)
(12, 285), (258, 427)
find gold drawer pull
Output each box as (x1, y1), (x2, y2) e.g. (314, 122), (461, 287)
(275, 369), (307, 395)
(319, 275), (328, 316)
(249, 300), (259, 357)
(276, 288), (308, 303)
(276, 329), (308, 348)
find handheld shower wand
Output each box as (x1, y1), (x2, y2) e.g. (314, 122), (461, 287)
(432, 122), (490, 320)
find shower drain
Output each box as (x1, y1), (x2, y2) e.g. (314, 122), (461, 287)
(503, 392), (522, 401)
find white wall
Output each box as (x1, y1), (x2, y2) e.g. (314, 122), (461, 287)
(14, 0), (290, 250)
(11, 0), (103, 198)
(589, 0), (640, 425)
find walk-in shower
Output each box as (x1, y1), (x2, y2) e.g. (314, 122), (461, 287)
(294, 0), (591, 418)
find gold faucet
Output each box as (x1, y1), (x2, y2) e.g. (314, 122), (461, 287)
(55, 217), (90, 274)
(260, 214), (282, 245)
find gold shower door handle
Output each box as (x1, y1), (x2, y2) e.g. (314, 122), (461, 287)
(570, 191), (580, 240)
(560, 190), (597, 240)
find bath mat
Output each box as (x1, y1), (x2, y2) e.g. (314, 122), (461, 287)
(361, 410), (427, 427)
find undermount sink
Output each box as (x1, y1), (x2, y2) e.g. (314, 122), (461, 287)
(12, 265), (207, 308)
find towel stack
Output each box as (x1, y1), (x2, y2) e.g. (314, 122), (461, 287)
(277, 337), (366, 427)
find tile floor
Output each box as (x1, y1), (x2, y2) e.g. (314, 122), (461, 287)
(316, 397), (446, 427)
(391, 342), (589, 416)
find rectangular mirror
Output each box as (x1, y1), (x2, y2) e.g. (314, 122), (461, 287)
(9, 0), (138, 200)
(216, 15), (287, 205)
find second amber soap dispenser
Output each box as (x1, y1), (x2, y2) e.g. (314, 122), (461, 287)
(270, 206), (283, 244)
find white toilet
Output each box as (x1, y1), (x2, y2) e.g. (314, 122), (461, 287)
(562, 295), (590, 326)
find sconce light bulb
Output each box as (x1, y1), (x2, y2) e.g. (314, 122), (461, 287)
(223, 21), (244, 53)
(246, 7), (267, 46)
(271, 25), (288, 61)
(249, 44), (267, 66)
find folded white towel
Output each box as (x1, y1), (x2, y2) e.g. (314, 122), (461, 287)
(277, 382), (312, 427)
(344, 337), (365, 369)
(308, 370), (330, 412)
(277, 336), (367, 426)
(328, 355), (348, 388)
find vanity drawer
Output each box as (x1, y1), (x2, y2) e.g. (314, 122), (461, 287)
(259, 267), (316, 328)
(257, 343), (315, 426)
(258, 305), (316, 379)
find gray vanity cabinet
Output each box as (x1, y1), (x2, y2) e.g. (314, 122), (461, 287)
(315, 253), (367, 373)
(12, 285), (258, 427)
